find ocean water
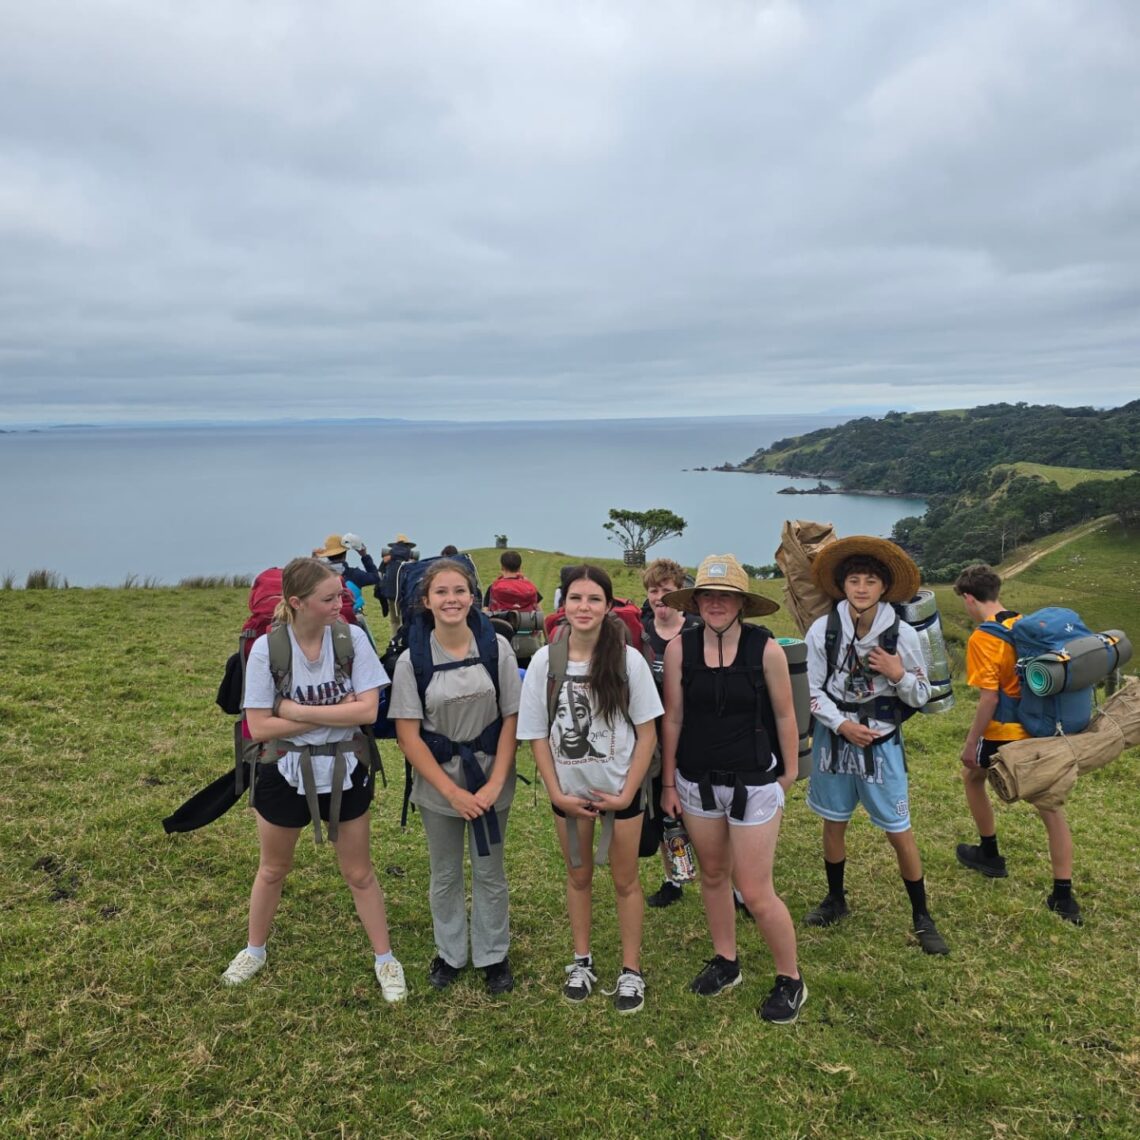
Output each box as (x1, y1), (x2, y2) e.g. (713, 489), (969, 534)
(0, 416), (924, 586)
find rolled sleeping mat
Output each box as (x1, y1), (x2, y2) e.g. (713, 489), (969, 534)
(1023, 631), (1133, 696)
(894, 589), (955, 715)
(778, 638), (813, 780)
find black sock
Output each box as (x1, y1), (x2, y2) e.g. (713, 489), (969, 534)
(980, 834), (999, 858)
(904, 876), (928, 924)
(825, 858), (846, 900)
(1052, 879), (1073, 901)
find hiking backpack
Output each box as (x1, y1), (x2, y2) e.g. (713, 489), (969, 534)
(979, 607), (1113, 737)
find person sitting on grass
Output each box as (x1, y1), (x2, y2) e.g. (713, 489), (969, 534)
(802, 536), (948, 956)
(223, 557), (406, 1000)
(640, 557), (701, 909)
(516, 565), (661, 1015)
(952, 564), (1082, 924)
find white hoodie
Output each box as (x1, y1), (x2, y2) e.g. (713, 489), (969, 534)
(806, 602), (931, 735)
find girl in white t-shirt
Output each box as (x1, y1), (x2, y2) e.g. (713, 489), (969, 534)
(517, 565), (661, 1014)
(221, 557), (405, 1001)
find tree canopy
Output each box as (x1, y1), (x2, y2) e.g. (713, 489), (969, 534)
(603, 507), (687, 556)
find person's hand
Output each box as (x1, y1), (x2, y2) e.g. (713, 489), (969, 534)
(473, 779), (503, 812)
(660, 785), (682, 819)
(866, 646), (904, 683)
(778, 770), (796, 793)
(837, 719), (881, 747)
(337, 691), (359, 704)
(587, 788), (633, 813)
(960, 743), (980, 769)
(357, 545), (368, 555)
(446, 785), (485, 820)
(556, 793), (602, 820)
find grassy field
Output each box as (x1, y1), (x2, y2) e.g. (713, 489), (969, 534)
(2, 535), (1138, 1138)
(993, 462), (1136, 491)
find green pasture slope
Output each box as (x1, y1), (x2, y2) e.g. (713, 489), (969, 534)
(2, 535), (1138, 1138)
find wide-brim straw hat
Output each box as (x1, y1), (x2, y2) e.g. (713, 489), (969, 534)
(811, 536), (921, 603)
(663, 554), (780, 618)
(394, 533), (412, 543)
(318, 534), (347, 557)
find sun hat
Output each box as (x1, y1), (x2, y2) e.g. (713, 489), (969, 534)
(810, 536), (921, 603)
(318, 534), (347, 558)
(394, 533), (412, 543)
(662, 554), (780, 617)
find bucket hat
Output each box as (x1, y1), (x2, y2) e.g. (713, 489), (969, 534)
(811, 536), (920, 603)
(663, 554), (779, 617)
(318, 534), (347, 558)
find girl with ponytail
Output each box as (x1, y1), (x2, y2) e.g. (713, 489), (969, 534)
(517, 565), (662, 1014)
(222, 557), (405, 1001)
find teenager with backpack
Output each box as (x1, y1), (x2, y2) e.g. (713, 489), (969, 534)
(389, 559), (522, 994)
(952, 564), (1082, 924)
(640, 558), (702, 909)
(222, 557), (406, 1000)
(516, 565), (662, 1014)
(659, 554), (807, 1024)
(803, 537), (949, 956)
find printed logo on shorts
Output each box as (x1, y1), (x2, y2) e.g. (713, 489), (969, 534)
(896, 798), (908, 818)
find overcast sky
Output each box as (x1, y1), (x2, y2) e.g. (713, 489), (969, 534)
(1, 0), (1137, 426)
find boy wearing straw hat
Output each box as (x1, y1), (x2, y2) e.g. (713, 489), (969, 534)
(952, 564), (1081, 924)
(803, 537), (949, 955)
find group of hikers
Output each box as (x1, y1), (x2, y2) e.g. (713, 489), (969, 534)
(218, 533), (1093, 1025)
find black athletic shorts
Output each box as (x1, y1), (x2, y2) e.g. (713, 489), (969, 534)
(253, 757), (374, 829)
(552, 790), (643, 821)
(976, 739), (1002, 769)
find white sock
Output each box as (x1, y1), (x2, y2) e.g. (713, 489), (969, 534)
(574, 951), (592, 966)
(245, 944), (266, 961)
(374, 950), (395, 966)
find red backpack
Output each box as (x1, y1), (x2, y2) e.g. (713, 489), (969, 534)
(544, 598), (648, 655)
(487, 575), (541, 612)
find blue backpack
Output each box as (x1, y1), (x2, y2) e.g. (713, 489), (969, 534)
(980, 607), (1096, 736)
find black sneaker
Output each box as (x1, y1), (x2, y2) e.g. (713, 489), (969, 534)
(562, 957), (597, 1002)
(913, 915), (950, 955)
(759, 974), (808, 1024)
(484, 957), (515, 995)
(428, 955), (462, 990)
(956, 843), (1008, 879)
(604, 968), (646, 1014)
(1047, 893), (1084, 926)
(647, 881), (683, 908)
(688, 954), (742, 996)
(803, 894), (850, 927)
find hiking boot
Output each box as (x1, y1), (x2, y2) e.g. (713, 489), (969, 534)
(563, 957), (598, 1003)
(1047, 893), (1084, 926)
(647, 880), (683, 908)
(428, 956), (462, 990)
(484, 957), (515, 995)
(803, 894), (850, 928)
(688, 954), (742, 996)
(605, 968), (646, 1014)
(221, 949), (266, 986)
(376, 958), (407, 1003)
(913, 916), (950, 956)
(956, 843), (1008, 879)
(759, 974), (808, 1025)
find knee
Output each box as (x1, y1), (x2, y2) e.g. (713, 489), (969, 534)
(566, 866), (594, 892)
(742, 888), (778, 921)
(340, 863), (378, 893)
(699, 862), (731, 890)
(611, 870), (642, 901)
(256, 860), (292, 888)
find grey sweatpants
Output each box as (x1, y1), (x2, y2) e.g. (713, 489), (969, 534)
(418, 804), (511, 969)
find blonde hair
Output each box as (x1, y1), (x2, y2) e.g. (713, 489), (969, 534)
(642, 558), (686, 591)
(273, 557), (341, 624)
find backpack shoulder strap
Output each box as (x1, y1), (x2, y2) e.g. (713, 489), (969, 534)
(823, 606), (842, 687)
(679, 624), (703, 687)
(266, 624), (293, 696)
(546, 637), (571, 731)
(879, 613), (901, 655)
(406, 616), (435, 707)
(979, 615), (1019, 644)
(470, 611), (501, 702)
(330, 620), (355, 682)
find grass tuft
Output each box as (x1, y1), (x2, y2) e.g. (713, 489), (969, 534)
(24, 568), (65, 589)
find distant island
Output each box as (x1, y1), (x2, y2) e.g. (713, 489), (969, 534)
(777, 481), (839, 496)
(725, 401), (1140, 580)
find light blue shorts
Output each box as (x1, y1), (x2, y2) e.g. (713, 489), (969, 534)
(806, 728), (911, 833)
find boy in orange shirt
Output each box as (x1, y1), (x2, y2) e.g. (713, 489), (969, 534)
(953, 565), (1081, 924)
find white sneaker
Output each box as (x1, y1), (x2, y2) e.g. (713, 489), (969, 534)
(222, 949), (265, 986)
(376, 957), (407, 1003)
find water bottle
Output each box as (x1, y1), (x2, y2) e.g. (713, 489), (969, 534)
(662, 817), (696, 883)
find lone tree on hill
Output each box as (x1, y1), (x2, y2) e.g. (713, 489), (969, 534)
(603, 507), (686, 567)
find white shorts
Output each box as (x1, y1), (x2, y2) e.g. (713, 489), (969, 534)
(676, 772), (785, 826)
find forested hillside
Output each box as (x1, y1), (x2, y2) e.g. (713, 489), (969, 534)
(732, 401), (1140, 580)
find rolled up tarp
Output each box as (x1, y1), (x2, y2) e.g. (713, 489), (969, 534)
(775, 520), (839, 637)
(778, 637), (813, 780)
(1023, 631), (1132, 696)
(988, 677), (1140, 809)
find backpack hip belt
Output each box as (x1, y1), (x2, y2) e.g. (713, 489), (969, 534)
(255, 734), (367, 844)
(677, 764), (779, 821)
(420, 721), (504, 857)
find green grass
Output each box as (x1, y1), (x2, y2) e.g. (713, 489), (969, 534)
(993, 462), (1136, 491)
(2, 538), (1138, 1138)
